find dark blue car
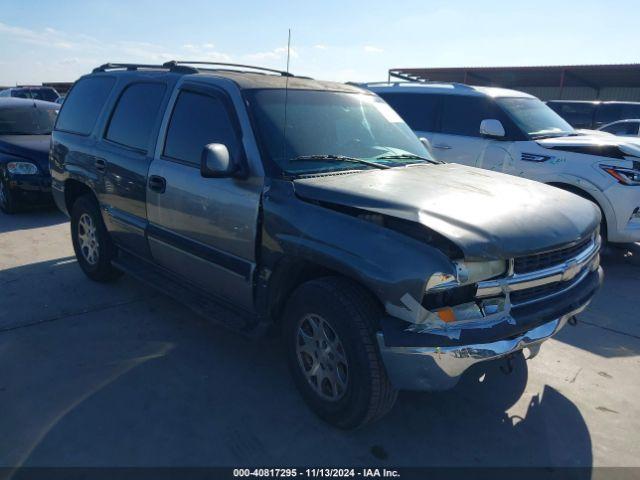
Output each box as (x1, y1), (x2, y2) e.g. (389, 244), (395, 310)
(0, 97), (59, 213)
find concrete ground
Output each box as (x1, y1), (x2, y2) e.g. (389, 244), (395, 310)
(1, 208), (639, 469)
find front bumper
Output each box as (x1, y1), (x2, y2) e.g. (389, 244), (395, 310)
(6, 173), (52, 204)
(378, 252), (602, 391)
(601, 182), (640, 243)
(378, 305), (582, 391)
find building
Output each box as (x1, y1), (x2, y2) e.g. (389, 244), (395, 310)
(388, 64), (640, 101)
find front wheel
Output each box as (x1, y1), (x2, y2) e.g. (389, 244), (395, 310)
(282, 277), (397, 429)
(70, 194), (122, 282)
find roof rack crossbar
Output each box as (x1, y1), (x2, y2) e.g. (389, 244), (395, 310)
(163, 61), (293, 77)
(386, 70), (475, 89)
(92, 62), (198, 74)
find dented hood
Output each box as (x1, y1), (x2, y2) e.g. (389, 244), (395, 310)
(293, 163), (599, 259)
(537, 133), (640, 158)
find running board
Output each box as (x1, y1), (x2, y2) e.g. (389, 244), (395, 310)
(113, 251), (263, 337)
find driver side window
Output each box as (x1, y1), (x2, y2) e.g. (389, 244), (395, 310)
(163, 90), (241, 166)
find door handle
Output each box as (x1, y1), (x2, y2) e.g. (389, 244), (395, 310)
(148, 175), (166, 194)
(94, 158), (107, 172)
(433, 144), (452, 150)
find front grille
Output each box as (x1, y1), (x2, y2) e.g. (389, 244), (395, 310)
(510, 282), (563, 304)
(513, 236), (592, 274)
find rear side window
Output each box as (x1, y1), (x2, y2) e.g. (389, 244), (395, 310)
(163, 90), (240, 165)
(105, 82), (167, 152)
(56, 76), (115, 135)
(377, 93), (439, 132)
(440, 96), (492, 137)
(548, 102), (595, 128)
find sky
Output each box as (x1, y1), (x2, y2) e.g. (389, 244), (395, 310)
(0, 0), (639, 85)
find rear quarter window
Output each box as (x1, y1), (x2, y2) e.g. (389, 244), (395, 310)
(56, 76), (115, 135)
(377, 92), (439, 132)
(105, 82), (167, 152)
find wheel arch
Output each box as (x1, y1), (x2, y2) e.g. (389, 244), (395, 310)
(262, 256), (382, 326)
(64, 178), (96, 213)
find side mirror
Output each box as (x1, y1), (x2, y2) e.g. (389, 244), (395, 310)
(419, 137), (433, 154)
(480, 119), (506, 138)
(201, 143), (234, 178)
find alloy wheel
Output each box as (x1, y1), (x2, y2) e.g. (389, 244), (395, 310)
(296, 313), (349, 401)
(77, 213), (99, 265)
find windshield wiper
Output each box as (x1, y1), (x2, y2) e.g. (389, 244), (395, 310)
(290, 154), (390, 169)
(373, 153), (441, 164)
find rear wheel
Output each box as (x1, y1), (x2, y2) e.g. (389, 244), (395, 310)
(70, 194), (122, 282)
(0, 177), (17, 214)
(282, 277), (397, 429)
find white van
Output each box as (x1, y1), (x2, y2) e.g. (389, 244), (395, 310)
(364, 82), (640, 243)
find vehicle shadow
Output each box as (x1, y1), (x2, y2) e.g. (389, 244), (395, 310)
(0, 256), (593, 471)
(0, 208), (67, 235)
(371, 355), (592, 471)
(554, 242), (640, 358)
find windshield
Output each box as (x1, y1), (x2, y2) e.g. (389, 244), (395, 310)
(496, 97), (576, 139)
(247, 89), (434, 175)
(0, 107), (59, 135)
(13, 88), (59, 103)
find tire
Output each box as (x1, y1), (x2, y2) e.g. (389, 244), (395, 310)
(70, 194), (122, 282)
(0, 177), (17, 214)
(282, 277), (397, 429)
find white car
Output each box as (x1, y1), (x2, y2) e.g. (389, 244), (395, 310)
(598, 119), (640, 138)
(363, 82), (640, 244)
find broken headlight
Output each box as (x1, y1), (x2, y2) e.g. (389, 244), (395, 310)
(425, 259), (507, 293)
(423, 259), (507, 326)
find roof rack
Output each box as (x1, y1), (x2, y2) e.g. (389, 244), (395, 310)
(92, 62), (198, 74)
(373, 70), (476, 90)
(92, 61), (294, 77)
(163, 61), (293, 77)
(388, 69), (427, 83)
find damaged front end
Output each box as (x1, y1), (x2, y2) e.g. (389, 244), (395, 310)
(378, 230), (603, 391)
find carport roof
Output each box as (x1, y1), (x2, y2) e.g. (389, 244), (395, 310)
(388, 64), (640, 90)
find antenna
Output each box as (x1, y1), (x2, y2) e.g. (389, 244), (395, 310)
(281, 29), (292, 165)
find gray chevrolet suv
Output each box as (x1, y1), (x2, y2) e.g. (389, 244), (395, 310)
(51, 61), (603, 428)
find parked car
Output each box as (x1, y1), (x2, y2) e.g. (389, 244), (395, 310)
(51, 62), (602, 428)
(0, 98), (59, 213)
(547, 100), (640, 129)
(0, 86), (60, 103)
(364, 82), (640, 244)
(598, 119), (640, 137)
(55, 96), (66, 105)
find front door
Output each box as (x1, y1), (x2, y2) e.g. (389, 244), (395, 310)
(145, 83), (262, 309)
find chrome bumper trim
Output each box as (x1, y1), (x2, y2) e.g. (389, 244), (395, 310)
(476, 238), (600, 299)
(377, 304), (587, 391)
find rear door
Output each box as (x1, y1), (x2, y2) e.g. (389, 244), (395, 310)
(94, 80), (170, 257)
(146, 81), (262, 309)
